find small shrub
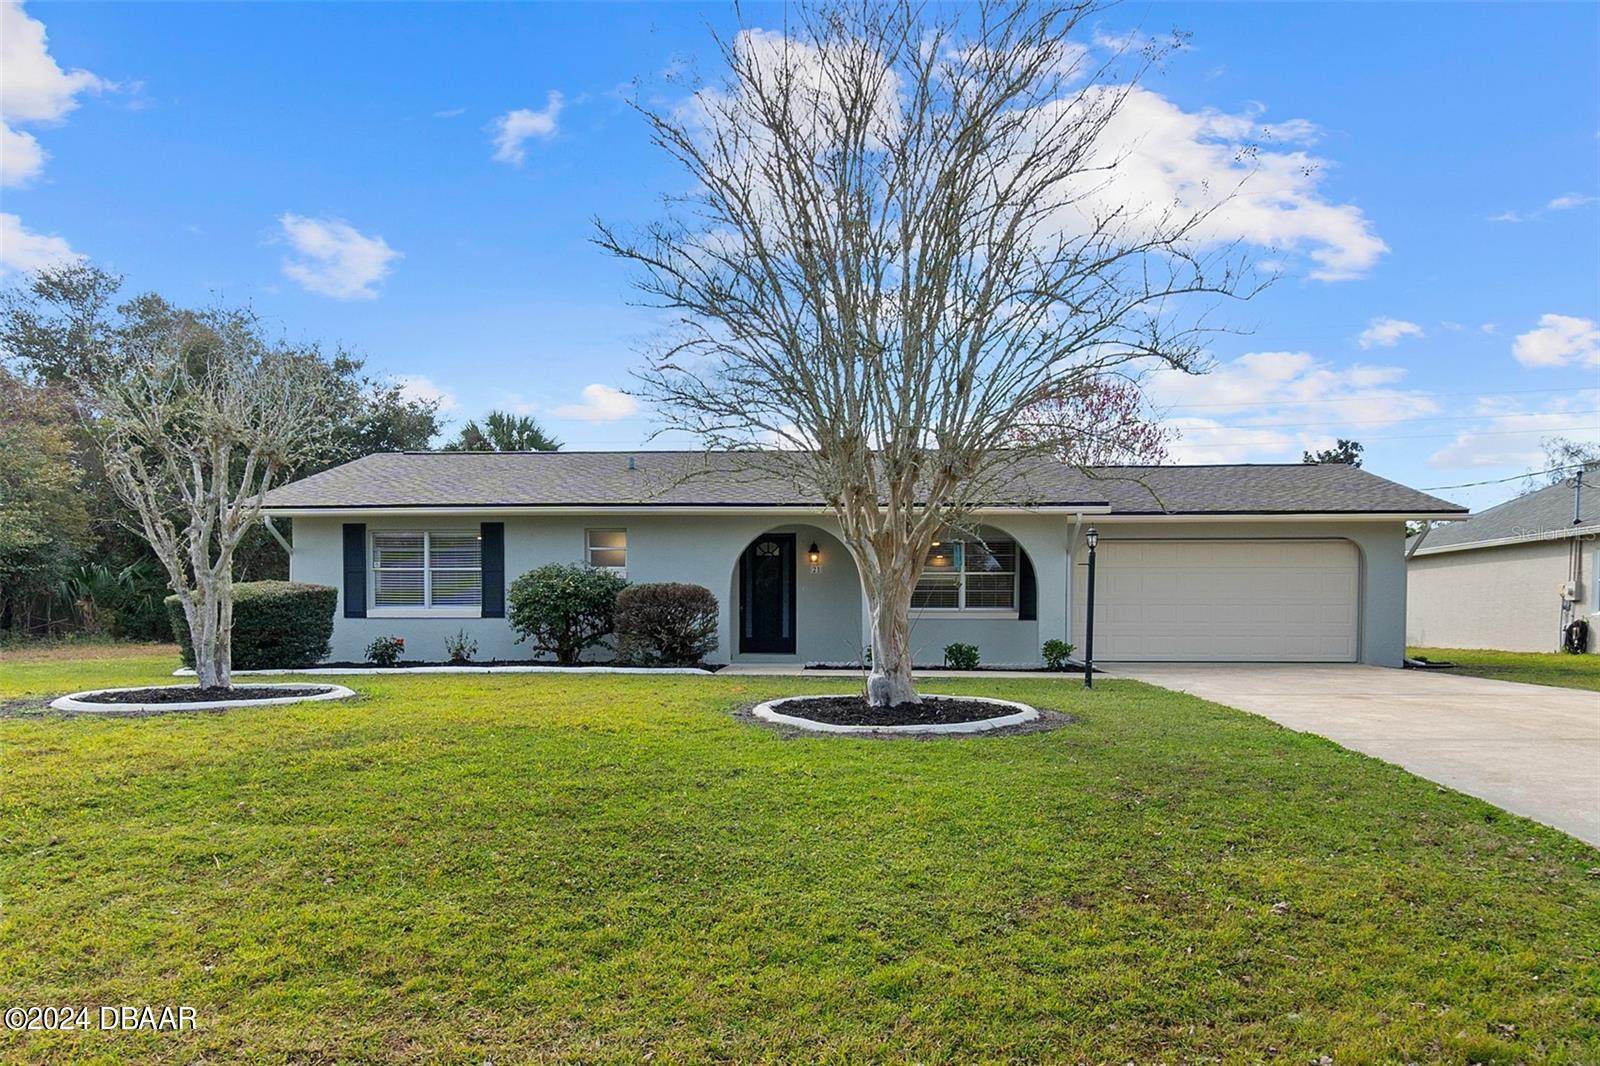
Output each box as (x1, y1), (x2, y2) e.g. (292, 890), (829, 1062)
(366, 635), (405, 666)
(508, 563), (629, 665)
(166, 581), (336, 669)
(943, 642), (980, 670)
(444, 628), (478, 664)
(1041, 639), (1076, 671)
(614, 583), (719, 665)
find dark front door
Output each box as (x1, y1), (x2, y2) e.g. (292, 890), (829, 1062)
(740, 533), (796, 654)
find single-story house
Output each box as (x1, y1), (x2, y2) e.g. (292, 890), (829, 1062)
(1407, 473), (1597, 652)
(260, 451), (1465, 667)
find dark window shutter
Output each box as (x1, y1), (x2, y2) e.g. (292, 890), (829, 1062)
(342, 523), (367, 618)
(1018, 550), (1037, 621)
(480, 522), (505, 618)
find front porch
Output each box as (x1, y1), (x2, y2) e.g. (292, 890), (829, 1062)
(725, 517), (1072, 668)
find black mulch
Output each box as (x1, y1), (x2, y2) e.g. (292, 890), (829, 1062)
(771, 695), (1022, 727)
(76, 685), (333, 706)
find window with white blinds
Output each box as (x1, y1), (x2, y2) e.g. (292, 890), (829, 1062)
(372, 531), (482, 610)
(911, 537), (1017, 611)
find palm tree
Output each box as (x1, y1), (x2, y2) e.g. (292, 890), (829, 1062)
(443, 410), (562, 452)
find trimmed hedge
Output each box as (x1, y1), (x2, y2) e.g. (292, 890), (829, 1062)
(614, 582), (719, 665)
(166, 581), (337, 670)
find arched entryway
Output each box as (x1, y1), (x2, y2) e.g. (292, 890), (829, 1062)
(729, 525), (862, 662)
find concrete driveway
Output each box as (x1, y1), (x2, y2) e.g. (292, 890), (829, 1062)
(1109, 663), (1600, 847)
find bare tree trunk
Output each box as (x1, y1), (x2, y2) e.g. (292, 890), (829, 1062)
(183, 578), (233, 689)
(864, 570), (918, 707)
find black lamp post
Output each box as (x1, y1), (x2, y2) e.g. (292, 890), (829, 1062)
(1083, 526), (1099, 688)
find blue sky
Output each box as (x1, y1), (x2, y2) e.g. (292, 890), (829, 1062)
(3, 1), (1597, 510)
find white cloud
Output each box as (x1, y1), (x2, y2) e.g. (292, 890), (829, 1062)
(1511, 314), (1600, 369)
(1146, 350), (1437, 462)
(1161, 417), (1297, 463)
(549, 383), (639, 423)
(393, 374), (458, 412)
(1033, 86), (1385, 280)
(0, 211), (80, 274)
(686, 32), (1384, 281)
(1547, 192), (1597, 211)
(491, 91), (564, 164)
(1357, 317), (1423, 349)
(1, 1), (108, 187)
(0, 123), (45, 186)
(1091, 28), (1193, 58)
(277, 214), (401, 299)
(1488, 193), (1597, 223)
(1428, 391), (1600, 469)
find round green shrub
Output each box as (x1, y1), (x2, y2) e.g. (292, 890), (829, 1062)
(165, 581), (336, 670)
(507, 564), (629, 665)
(942, 641), (980, 670)
(614, 582), (719, 665)
(1041, 639), (1076, 671)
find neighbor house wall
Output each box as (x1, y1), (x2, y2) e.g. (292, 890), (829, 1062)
(1407, 540), (1571, 652)
(1068, 520), (1409, 667)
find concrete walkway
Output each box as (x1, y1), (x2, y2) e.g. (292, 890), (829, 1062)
(1110, 663), (1600, 847)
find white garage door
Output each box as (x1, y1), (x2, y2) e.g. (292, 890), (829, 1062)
(1075, 539), (1359, 662)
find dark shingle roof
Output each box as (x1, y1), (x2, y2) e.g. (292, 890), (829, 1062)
(1414, 475), (1598, 553)
(262, 451), (1465, 516)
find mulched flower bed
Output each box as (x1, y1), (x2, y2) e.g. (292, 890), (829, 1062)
(311, 660), (724, 672)
(770, 695), (1020, 727)
(804, 662), (1084, 673)
(77, 685), (335, 706)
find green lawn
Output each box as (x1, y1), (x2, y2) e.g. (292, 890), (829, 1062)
(3, 647), (1597, 1063)
(1410, 645), (1600, 691)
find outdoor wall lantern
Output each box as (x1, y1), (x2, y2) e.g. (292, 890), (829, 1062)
(1083, 527), (1099, 689)
(808, 542), (821, 566)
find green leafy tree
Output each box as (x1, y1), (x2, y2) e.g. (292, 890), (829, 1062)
(1303, 439), (1364, 467)
(445, 410), (562, 452)
(1, 263), (446, 620)
(0, 369), (92, 632)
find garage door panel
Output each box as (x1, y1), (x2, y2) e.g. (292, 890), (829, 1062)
(1077, 539), (1358, 662)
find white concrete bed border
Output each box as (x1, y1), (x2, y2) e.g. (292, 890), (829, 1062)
(174, 665), (713, 677)
(751, 693), (1038, 734)
(51, 683), (358, 714)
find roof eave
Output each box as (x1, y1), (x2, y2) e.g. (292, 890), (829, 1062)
(1411, 523), (1600, 556)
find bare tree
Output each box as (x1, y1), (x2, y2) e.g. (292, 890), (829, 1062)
(91, 309), (334, 688)
(1013, 378), (1176, 465)
(1526, 435), (1600, 488)
(598, 0), (1251, 706)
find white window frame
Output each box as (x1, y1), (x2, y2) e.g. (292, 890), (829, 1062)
(912, 538), (1019, 617)
(586, 528), (628, 575)
(369, 530), (483, 618)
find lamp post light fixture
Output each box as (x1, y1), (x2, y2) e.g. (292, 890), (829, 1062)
(1083, 526), (1099, 688)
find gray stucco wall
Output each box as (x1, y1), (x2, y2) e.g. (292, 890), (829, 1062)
(1407, 539), (1578, 652)
(287, 513), (1408, 667)
(289, 512), (1070, 666)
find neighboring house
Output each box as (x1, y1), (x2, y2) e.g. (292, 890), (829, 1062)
(260, 451), (1465, 667)
(1407, 473), (1598, 653)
